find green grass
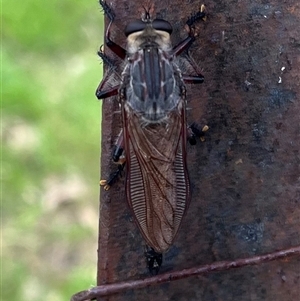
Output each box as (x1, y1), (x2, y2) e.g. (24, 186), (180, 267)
(2, 1), (104, 300)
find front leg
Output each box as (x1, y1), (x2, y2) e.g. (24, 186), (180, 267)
(174, 5), (206, 83)
(172, 4), (206, 56)
(99, 0), (127, 60)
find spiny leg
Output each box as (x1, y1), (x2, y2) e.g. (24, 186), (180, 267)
(95, 47), (120, 99)
(172, 4), (206, 56)
(100, 131), (125, 190)
(145, 246), (163, 275)
(96, 1), (126, 98)
(183, 74), (204, 84)
(188, 123), (209, 145)
(99, 0), (127, 59)
(100, 163), (125, 190)
(174, 5), (206, 83)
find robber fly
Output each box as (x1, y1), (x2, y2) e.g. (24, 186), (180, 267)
(97, 0), (207, 274)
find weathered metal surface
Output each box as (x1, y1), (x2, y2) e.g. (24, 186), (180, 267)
(72, 247), (300, 300)
(97, 0), (300, 300)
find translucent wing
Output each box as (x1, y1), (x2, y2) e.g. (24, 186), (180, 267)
(123, 101), (190, 253)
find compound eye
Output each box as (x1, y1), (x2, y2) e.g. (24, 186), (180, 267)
(124, 20), (146, 37)
(152, 19), (173, 34)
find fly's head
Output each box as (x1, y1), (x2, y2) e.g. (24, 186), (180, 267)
(124, 9), (173, 54)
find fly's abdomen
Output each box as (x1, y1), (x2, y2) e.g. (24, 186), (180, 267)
(125, 109), (190, 253)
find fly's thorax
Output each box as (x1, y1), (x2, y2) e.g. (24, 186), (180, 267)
(126, 27), (172, 54)
(121, 28), (185, 123)
(124, 57), (183, 122)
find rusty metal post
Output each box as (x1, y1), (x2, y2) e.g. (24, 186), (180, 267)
(72, 0), (300, 300)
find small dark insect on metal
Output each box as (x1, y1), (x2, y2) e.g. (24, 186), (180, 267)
(97, 0), (208, 274)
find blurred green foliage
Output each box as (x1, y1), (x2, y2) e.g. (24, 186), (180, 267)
(2, 1), (104, 300)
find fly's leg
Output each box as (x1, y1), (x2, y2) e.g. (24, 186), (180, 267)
(182, 49), (206, 84)
(100, 130), (125, 190)
(181, 84), (209, 144)
(188, 123), (209, 145)
(186, 4), (207, 27)
(96, 83), (119, 99)
(99, 0), (126, 60)
(172, 4), (206, 56)
(111, 130), (124, 163)
(99, 85), (128, 189)
(95, 47), (120, 99)
(97, 44), (116, 69)
(145, 246), (163, 275)
(96, 1), (126, 99)
(180, 6), (207, 140)
(100, 164), (125, 190)
(183, 74), (204, 84)
(174, 5), (206, 83)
